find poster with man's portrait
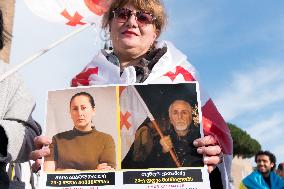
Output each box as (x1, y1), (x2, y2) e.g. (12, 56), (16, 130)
(120, 83), (210, 189)
(121, 83), (204, 169)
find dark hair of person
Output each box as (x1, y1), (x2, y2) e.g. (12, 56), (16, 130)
(255, 150), (276, 170)
(70, 92), (95, 108)
(0, 9), (11, 50)
(278, 163), (284, 171)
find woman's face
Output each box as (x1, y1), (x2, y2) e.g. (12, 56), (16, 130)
(70, 95), (95, 131)
(110, 3), (157, 59)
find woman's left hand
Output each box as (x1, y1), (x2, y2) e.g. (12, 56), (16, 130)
(30, 135), (52, 172)
(193, 135), (222, 173)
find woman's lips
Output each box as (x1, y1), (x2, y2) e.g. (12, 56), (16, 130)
(121, 30), (138, 36)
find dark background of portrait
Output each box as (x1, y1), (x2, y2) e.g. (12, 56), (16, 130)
(135, 83), (200, 131)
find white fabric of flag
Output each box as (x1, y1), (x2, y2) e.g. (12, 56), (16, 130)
(120, 86), (153, 160)
(24, 0), (112, 26)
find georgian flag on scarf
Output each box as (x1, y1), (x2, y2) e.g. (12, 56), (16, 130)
(71, 40), (234, 189)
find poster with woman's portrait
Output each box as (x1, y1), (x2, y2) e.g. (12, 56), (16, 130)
(41, 86), (118, 189)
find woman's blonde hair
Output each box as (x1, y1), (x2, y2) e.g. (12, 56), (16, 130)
(102, 0), (167, 37)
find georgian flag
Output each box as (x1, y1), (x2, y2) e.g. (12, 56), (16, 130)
(120, 86), (154, 160)
(24, 0), (112, 26)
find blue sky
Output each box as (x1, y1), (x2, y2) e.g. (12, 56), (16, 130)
(10, 1), (284, 163)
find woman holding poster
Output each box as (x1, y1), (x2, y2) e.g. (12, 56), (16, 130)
(44, 92), (116, 172)
(32, 0), (233, 187)
(71, 0), (231, 184)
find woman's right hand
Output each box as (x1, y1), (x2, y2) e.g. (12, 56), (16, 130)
(193, 135), (222, 173)
(29, 135), (52, 172)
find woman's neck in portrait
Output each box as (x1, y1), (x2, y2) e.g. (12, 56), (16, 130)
(75, 124), (92, 132)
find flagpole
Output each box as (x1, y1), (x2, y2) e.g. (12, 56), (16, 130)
(0, 22), (94, 83)
(131, 86), (181, 167)
(151, 120), (181, 167)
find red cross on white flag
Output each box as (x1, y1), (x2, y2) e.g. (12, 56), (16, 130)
(120, 86), (154, 160)
(24, 0), (112, 27)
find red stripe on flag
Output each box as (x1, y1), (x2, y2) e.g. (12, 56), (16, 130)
(164, 66), (195, 81)
(61, 9), (86, 26)
(71, 67), (99, 87)
(202, 99), (233, 154)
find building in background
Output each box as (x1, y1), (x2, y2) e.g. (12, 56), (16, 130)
(232, 156), (253, 188)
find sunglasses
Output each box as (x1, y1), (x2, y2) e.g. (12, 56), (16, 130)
(112, 8), (156, 26)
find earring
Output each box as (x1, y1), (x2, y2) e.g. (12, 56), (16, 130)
(104, 39), (113, 51)
(100, 29), (113, 51)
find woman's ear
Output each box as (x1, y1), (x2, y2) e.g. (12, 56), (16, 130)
(92, 107), (96, 116)
(154, 29), (160, 40)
